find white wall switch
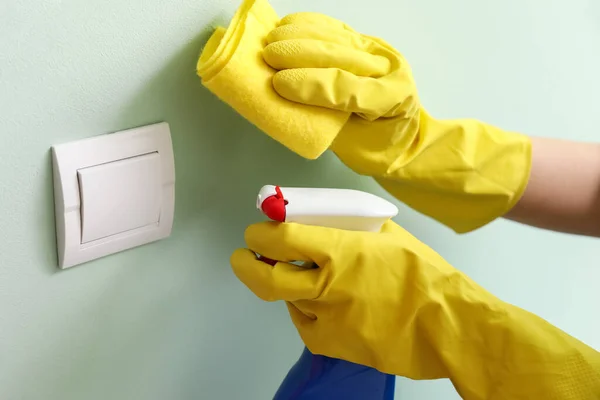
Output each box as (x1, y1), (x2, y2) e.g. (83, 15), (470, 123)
(78, 152), (163, 243)
(51, 122), (175, 269)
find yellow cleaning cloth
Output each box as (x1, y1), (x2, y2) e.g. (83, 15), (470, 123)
(196, 0), (350, 159)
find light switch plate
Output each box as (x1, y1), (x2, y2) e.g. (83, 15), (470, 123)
(78, 152), (163, 243)
(51, 122), (175, 269)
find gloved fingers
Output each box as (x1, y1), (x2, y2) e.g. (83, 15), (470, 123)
(243, 222), (334, 265)
(286, 301), (317, 324)
(285, 303), (332, 359)
(278, 12), (353, 32)
(273, 67), (403, 117)
(267, 22), (368, 50)
(264, 39), (391, 78)
(230, 248), (323, 301)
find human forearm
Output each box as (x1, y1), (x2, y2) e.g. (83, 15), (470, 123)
(505, 137), (600, 236)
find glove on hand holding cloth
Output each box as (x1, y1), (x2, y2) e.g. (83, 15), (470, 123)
(197, 0), (531, 233)
(196, 0), (349, 160)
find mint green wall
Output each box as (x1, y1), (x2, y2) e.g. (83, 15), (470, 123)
(1, 0), (598, 399)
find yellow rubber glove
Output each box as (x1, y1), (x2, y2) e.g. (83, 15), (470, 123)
(263, 13), (532, 233)
(231, 221), (600, 399)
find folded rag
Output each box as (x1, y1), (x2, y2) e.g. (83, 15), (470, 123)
(197, 0), (350, 159)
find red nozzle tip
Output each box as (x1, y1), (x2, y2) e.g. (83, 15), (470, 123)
(260, 186), (286, 222)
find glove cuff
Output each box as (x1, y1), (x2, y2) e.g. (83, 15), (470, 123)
(370, 109), (533, 233)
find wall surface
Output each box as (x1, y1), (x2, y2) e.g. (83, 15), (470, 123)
(1, 0), (599, 399)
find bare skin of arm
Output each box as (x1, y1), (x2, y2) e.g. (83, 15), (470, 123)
(505, 137), (600, 237)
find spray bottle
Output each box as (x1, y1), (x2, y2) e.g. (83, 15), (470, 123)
(255, 185), (398, 400)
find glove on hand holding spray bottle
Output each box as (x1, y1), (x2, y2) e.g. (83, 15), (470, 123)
(255, 185), (399, 400)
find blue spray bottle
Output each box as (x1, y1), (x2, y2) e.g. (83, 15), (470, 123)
(255, 185), (399, 400)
